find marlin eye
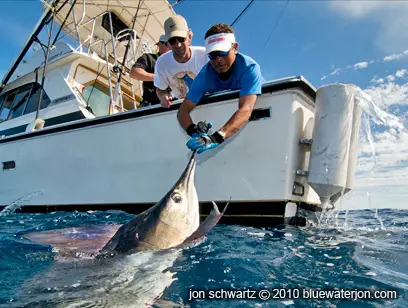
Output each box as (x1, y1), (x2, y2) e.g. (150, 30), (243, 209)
(171, 192), (182, 203)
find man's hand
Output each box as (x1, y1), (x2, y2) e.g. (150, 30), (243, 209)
(186, 121), (212, 136)
(160, 94), (174, 108)
(156, 88), (173, 108)
(186, 131), (225, 154)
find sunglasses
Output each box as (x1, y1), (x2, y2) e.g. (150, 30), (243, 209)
(168, 36), (186, 45)
(208, 50), (230, 60)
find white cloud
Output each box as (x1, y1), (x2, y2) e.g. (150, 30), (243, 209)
(396, 69), (407, 78)
(386, 75), (395, 82)
(329, 2), (408, 54)
(384, 52), (406, 62)
(330, 68), (341, 76)
(365, 80), (408, 106)
(354, 62), (369, 70)
(370, 76), (385, 84)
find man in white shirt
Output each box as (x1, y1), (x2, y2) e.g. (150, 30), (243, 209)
(154, 15), (208, 108)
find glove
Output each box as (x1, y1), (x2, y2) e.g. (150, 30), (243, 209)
(186, 121), (212, 137)
(186, 131), (225, 154)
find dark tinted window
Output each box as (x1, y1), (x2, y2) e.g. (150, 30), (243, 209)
(0, 95), (4, 115)
(0, 91), (17, 122)
(24, 84), (51, 115)
(8, 84), (33, 120)
(101, 12), (137, 42)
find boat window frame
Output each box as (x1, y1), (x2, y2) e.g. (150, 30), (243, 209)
(0, 82), (51, 123)
(81, 80), (112, 116)
(0, 95), (5, 117)
(80, 79), (136, 114)
(7, 83), (35, 120)
(0, 90), (18, 123)
(73, 64), (139, 103)
(23, 83), (51, 115)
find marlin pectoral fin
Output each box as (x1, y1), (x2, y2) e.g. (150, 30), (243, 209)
(179, 198), (231, 247)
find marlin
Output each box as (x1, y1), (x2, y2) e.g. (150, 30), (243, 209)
(22, 151), (229, 260)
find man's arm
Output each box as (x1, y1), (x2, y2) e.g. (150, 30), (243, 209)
(130, 67), (154, 82)
(177, 98), (197, 130)
(218, 63), (263, 139)
(218, 94), (257, 139)
(156, 88), (173, 108)
(130, 54), (153, 81)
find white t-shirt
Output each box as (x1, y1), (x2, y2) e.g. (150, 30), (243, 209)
(154, 46), (208, 99)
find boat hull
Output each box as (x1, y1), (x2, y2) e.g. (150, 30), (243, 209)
(0, 78), (320, 225)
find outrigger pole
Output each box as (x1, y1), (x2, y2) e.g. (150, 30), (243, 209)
(113, 0), (144, 107)
(0, 0), (65, 92)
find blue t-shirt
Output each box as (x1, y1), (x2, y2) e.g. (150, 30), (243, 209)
(186, 53), (264, 104)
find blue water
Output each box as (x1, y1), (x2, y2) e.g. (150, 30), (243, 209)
(0, 208), (407, 307)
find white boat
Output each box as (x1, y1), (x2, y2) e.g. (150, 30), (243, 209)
(0, 0), (363, 226)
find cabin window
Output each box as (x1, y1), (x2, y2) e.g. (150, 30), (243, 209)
(0, 83), (51, 122)
(23, 84), (51, 115)
(0, 95), (4, 118)
(82, 82), (111, 117)
(0, 91), (17, 123)
(8, 84), (33, 120)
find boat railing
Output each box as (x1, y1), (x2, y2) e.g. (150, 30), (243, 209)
(58, 9), (154, 112)
(60, 10), (154, 64)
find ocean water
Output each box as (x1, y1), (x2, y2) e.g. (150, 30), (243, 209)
(0, 208), (407, 307)
(0, 85), (406, 308)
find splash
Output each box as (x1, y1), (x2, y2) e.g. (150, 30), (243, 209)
(353, 87), (405, 226)
(354, 89), (405, 130)
(0, 190), (44, 216)
(317, 85), (407, 226)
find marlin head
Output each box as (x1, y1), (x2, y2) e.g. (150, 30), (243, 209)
(157, 150), (200, 239)
(98, 151), (200, 254)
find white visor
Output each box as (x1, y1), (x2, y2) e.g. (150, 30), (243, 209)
(205, 33), (236, 54)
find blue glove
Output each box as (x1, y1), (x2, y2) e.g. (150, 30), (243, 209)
(186, 131), (225, 154)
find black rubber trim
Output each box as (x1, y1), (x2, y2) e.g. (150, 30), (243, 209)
(0, 124), (27, 137)
(0, 201), (291, 227)
(0, 111), (85, 138)
(0, 77), (316, 145)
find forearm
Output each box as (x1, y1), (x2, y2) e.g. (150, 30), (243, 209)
(177, 99), (196, 131)
(177, 106), (193, 131)
(130, 68), (154, 82)
(219, 108), (252, 138)
(219, 95), (257, 139)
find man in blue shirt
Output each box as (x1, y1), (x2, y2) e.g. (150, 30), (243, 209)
(177, 23), (264, 154)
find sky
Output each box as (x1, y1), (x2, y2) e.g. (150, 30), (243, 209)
(0, 0), (407, 211)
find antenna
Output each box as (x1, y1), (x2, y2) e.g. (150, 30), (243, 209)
(231, 0), (255, 27)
